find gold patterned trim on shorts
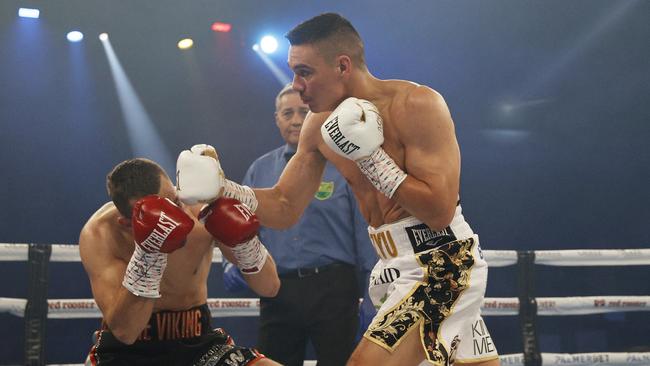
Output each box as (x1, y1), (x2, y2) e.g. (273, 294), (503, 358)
(364, 238), (477, 366)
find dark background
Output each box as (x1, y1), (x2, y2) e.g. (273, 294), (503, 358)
(1, 0), (649, 364)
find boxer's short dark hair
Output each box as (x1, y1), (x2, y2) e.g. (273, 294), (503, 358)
(107, 158), (165, 218)
(286, 13), (365, 68)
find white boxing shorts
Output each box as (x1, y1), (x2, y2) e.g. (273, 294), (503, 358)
(364, 205), (498, 365)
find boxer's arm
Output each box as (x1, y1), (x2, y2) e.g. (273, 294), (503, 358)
(219, 245), (280, 297)
(392, 86), (460, 230)
(79, 226), (154, 345)
(253, 112), (328, 228)
(177, 134), (326, 229)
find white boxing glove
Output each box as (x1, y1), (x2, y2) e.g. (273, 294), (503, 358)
(321, 97), (383, 161)
(176, 144), (225, 205)
(176, 144), (259, 211)
(321, 98), (407, 198)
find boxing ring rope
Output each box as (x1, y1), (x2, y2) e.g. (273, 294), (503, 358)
(3, 296), (650, 319)
(1, 244), (650, 366)
(5, 244), (650, 266)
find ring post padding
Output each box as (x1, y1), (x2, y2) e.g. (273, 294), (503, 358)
(517, 250), (541, 366)
(24, 243), (51, 366)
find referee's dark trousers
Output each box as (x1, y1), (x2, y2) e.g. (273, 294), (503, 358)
(258, 263), (360, 366)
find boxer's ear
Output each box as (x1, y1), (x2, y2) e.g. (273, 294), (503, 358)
(336, 55), (352, 76)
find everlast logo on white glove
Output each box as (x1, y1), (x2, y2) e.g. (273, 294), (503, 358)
(139, 212), (181, 252)
(323, 116), (361, 155)
(321, 98), (407, 198)
(320, 97), (384, 161)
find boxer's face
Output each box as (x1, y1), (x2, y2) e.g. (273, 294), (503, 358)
(288, 43), (344, 113)
(275, 92), (308, 148)
(157, 174), (180, 205)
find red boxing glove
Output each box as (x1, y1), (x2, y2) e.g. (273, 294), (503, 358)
(124, 195), (194, 298)
(132, 195), (194, 253)
(199, 197), (259, 246)
(199, 197), (267, 274)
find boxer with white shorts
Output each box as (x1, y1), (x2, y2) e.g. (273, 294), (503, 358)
(365, 206), (497, 364)
(176, 12), (500, 366)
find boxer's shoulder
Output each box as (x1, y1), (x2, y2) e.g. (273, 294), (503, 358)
(82, 203), (122, 239)
(80, 203), (133, 262)
(378, 83), (451, 139)
(388, 82), (442, 115)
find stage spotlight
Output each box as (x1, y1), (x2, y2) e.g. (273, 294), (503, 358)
(260, 35), (278, 54)
(100, 37), (176, 175)
(18, 7), (40, 18)
(67, 31), (84, 42)
(99, 33), (109, 41)
(178, 38), (194, 50)
(252, 42), (291, 86)
(211, 22), (232, 33)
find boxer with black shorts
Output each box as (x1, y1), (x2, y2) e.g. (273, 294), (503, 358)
(79, 158), (282, 366)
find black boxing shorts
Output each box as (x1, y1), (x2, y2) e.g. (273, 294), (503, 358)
(85, 304), (265, 366)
